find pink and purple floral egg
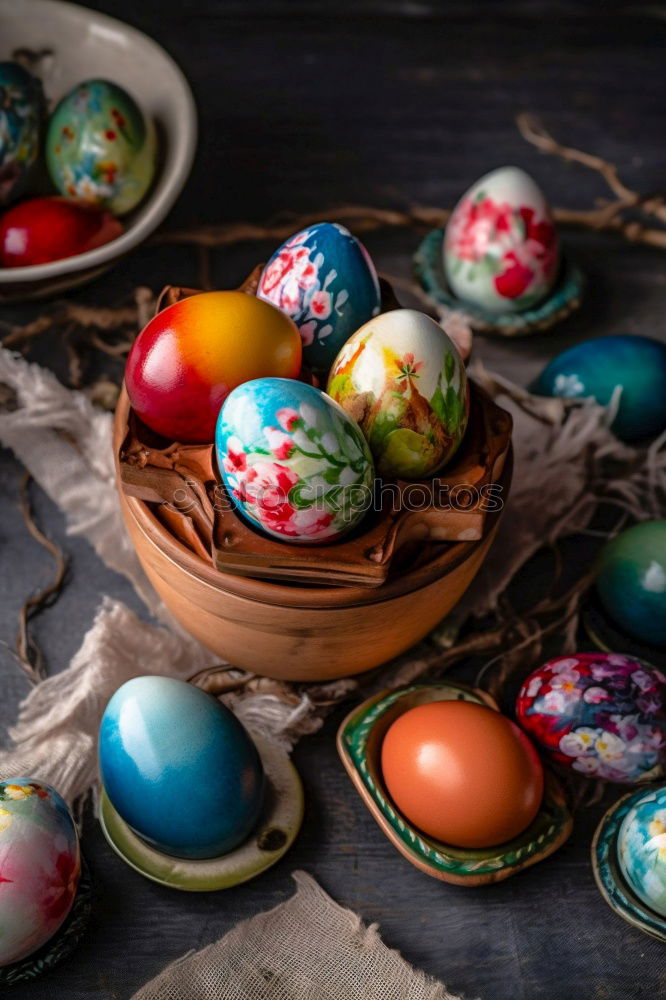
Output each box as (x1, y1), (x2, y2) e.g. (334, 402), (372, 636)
(516, 654), (665, 783)
(216, 377), (374, 544)
(0, 779), (80, 967)
(257, 222), (381, 371)
(444, 166), (560, 314)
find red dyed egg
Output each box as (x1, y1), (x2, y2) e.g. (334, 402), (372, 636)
(125, 291), (303, 443)
(0, 196), (123, 267)
(381, 700), (544, 848)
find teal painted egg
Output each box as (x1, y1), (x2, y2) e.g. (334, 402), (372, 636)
(443, 166), (560, 314)
(99, 676), (265, 859)
(216, 377), (374, 543)
(618, 786), (666, 917)
(534, 335), (666, 441)
(0, 62), (43, 206)
(46, 79), (156, 215)
(257, 222), (381, 371)
(595, 521), (666, 647)
(0, 779), (80, 967)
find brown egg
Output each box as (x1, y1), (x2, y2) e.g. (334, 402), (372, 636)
(381, 700), (544, 848)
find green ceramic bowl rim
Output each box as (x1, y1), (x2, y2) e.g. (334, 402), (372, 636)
(414, 228), (584, 336)
(99, 735), (304, 891)
(591, 788), (666, 942)
(339, 682), (572, 878)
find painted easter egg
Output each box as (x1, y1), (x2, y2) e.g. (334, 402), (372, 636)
(46, 79), (156, 215)
(0, 779), (80, 967)
(516, 654), (666, 783)
(595, 521), (666, 647)
(327, 309), (468, 479)
(444, 166), (560, 314)
(618, 786), (666, 917)
(257, 222), (381, 371)
(533, 335), (666, 441)
(381, 701), (543, 848)
(0, 62), (43, 206)
(125, 291), (302, 443)
(99, 676), (265, 859)
(216, 377), (374, 543)
(0, 197), (123, 267)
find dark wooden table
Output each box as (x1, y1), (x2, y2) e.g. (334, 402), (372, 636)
(1, 3), (665, 997)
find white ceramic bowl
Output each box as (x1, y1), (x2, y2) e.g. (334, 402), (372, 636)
(0, 0), (197, 300)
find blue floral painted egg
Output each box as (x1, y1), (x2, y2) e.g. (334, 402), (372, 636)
(0, 62), (43, 206)
(99, 676), (265, 859)
(516, 653), (665, 783)
(618, 786), (666, 917)
(0, 779), (80, 967)
(257, 222), (381, 371)
(216, 378), (374, 544)
(595, 521), (666, 647)
(533, 335), (666, 441)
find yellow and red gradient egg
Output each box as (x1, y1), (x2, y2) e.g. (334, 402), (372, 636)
(125, 291), (302, 442)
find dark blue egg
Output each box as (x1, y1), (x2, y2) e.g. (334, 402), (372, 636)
(533, 334), (666, 441)
(0, 62), (43, 205)
(257, 221), (381, 371)
(596, 521), (666, 647)
(99, 676), (265, 859)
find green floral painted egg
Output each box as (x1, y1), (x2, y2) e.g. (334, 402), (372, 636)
(618, 786), (666, 918)
(46, 79), (156, 215)
(0, 62), (43, 206)
(327, 309), (468, 479)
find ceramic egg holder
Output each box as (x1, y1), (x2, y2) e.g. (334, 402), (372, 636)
(337, 682), (573, 886)
(414, 228), (584, 337)
(118, 272), (512, 588)
(583, 592), (666, 671)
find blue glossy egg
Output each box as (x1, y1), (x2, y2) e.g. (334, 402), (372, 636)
(257, 222), (381, 371)
(618, 786), (666, 917)
(0, 62), (43, 205)
(596, 521), (666, 647)
(99, 676), (265, 859)
(533, 334), (666, 441)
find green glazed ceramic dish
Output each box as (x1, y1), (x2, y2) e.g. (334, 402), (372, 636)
(414, 228), (584, 337)
(592, 789), (666, 943)
(99, 736), (303, 891)
(337, 682), (573, 885)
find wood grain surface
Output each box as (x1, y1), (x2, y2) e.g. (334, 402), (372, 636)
(1, 1), (665, 997)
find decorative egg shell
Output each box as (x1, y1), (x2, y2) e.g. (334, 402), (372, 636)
(216, 378), (374, 544)
(327, 308), (468, 479)
(46, 79), (156, 215)
(618, 785), (666, 917)
(125, 291), (302, 443)
(595, 521), (666, 647)
(0, 197), (123, 267)
(99, 676), (265, 859)
(0, 779), (80, 967)
(0, 62), (43, 206)
(257, 221), (381, 371)
(444, 166), (560, 314)
(534, 335), (666, 441)
(381, 701), (544, 848)
(516, 653), (666, 783)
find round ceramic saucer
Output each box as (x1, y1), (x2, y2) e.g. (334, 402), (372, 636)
(592, 789), (666, 942)
(414, 227), (584, 337)
(99, 735), (303, 891)
(0, 856), (93, 986)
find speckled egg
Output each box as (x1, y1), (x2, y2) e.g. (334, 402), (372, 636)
(444, 166), (560, 313)
(327, 309), (468, 479)
(516, 653), (665, 783)
(257, 222), (381, 371)
(618, 785), (666, 917)
(533, 335), (666, 441)
(216, 378), (374, 543)
(0, 779), (80, 967)
(125, 291), (302, 443)
(46, 79), (156, 215)
(99, 676), (265, 859)
(595, 521), (666, 647)
(0, 62), (43, 206)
